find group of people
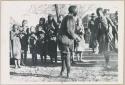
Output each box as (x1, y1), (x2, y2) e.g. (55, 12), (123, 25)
(88, 9), (118, 54)
(58, 6), (118, 78)
(10, 14), (61, 68)
(10, 5), (118, 78)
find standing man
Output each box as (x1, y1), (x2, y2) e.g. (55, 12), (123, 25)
(88, 13), (97, 53)
(19, 20), (29, 65)
(58, 5), (81, 78)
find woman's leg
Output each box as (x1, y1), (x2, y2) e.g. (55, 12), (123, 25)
(79, 52), (82, 61)
(21, 51), (25, 66)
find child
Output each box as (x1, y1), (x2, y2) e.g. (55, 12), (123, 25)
(19, 20), (29, 65)
(75, 27), (85, 62)
(29, 26), (37, 65)
(10, 24), (21, 68)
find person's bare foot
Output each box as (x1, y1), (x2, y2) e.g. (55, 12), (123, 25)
(60, 72), (63, 76)
(15, 66), (18, 69)
(21, 63), (25, 66)
(18, 66), (21, 68)
(67, 74), (70, 78)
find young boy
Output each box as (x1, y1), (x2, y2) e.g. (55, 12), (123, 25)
(29, 26), (37, 65)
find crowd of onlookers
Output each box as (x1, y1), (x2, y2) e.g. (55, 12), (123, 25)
(10, 6), (118, 77)
(10, 14), (62, 68)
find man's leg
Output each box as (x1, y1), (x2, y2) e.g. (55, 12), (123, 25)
(65, 52), (71, 78)
(60, 52), (66, 76)
(71, 51), (75, 62)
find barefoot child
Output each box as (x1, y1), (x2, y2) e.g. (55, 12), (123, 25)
(10, 24), (21, 68)
(75, 27), (85, 61)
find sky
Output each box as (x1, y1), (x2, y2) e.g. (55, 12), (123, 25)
(1, 1), (120, 27)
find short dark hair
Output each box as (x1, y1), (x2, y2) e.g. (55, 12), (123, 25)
(48, 14), (53, 18)
(39, 17), (45, 24)
(68, 5), (77, 14)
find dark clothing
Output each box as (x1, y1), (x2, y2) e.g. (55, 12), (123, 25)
(88, 19), (97, 48)
(36, 37), (47, 63)
(19, 26), (29, 65)
(95, 16), (115, 54)
(46, 20), (58, 62)
(35, 24), (46, 37)
(29, 33), (37, 54)
(19, 26), (29, 51)
(36, 38), (46, 55)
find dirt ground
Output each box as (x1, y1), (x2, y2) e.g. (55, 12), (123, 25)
(10, 56), (118, 82)
(10, 44), (118, 82)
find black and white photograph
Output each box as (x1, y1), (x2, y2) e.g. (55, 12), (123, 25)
(0, 1), (124, 84)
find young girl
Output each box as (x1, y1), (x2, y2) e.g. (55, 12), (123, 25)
(75, 27), (85, 62)
(10, 24), (21, 68)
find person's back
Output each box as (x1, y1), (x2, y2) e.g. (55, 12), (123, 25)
(58, 14), (76, 47)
